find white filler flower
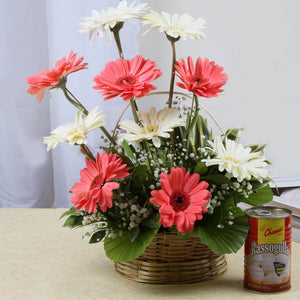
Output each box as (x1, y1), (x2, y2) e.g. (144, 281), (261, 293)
(142, 11), (206, 40)
(79, 1), (149, 41)
(203, 136), (268, 182)
(44, 107), (105, 150)
(118, 107), (184, 148)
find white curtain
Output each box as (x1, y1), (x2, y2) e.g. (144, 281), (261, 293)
(1, 0), (139, 208)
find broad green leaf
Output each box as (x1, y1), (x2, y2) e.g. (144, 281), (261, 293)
(202, 174), (232, 185)
(143, 215), (160, 229)
(194, 162), (208, 175)
(234, 184), (273, 206)
(192, 215), (249, 254)
(104, 226), (159, 262)
(63, 214), (83, 228)
(129, 227), (140, 242)
(183, 195), (249, 254)
(89, 230), (106, 244)
(59, 207), (82, 220)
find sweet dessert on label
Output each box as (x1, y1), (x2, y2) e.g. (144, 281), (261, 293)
(246, 253), (290, 284)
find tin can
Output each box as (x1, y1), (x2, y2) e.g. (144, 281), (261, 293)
(244, 206), (292, 293)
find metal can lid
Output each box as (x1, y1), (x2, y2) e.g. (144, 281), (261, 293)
(245, 206), (292, 219)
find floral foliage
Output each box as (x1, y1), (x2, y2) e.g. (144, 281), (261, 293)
(27, 2), (273, 262)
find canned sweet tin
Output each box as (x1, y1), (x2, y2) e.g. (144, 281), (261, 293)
(244, 206), (292, 293)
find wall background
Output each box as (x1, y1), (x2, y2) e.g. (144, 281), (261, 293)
(139, 0), (300, 186)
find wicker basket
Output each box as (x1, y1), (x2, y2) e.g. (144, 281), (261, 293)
(114, 232), (227, 284)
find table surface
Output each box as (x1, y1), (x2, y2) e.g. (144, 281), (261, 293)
(0, 208), (299, 300)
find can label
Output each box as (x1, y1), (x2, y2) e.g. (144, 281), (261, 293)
(244, 207), (292, 293)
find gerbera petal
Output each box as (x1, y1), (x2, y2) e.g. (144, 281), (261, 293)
(150, 167), (211, 234)
(70, 151), (129, 213)
(93, 55), (161, 101)
(118, 107), (183, 147)
(142, 11), (206, 41)
(202, 136), (269, 182)
(26, 51), (87, 102)
(175, 56), (227, 98)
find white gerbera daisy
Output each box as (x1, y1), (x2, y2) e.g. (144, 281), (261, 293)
(79, 1), (149, 41)
(202, 136), (268, 182)
(44, 107), (105, 151)
(142, 11), (206, 40)
(118, 107), (184, 148)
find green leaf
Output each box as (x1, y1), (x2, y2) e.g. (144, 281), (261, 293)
(193, 215), (249, 254)
(202, 174), (232, 185)
(132, 165), (148, 184)
(143, 215), (160, 229)
(245, 144), (266, 153)
(59, 207), (82, 220)
(225, 128), (243, 141)
(194, 162), (208, 175)
(129, 227), (140, 242)
(121, 140), (136, 160)
(234, 184), (273, 206)
(89, 230), (106, 244)
(104, 226), (159, 262)
(62, 214), (84, 228)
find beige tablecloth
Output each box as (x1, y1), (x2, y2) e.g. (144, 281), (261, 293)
(0, 208), (299, 300)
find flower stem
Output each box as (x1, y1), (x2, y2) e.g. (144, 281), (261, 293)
(61, 86), (117, 146)
(189, 95), (200, 132)
(80, 144), (95, 161)
(111, 22), (124, 59)
(100, 126), (116, 146)
(65, 87), (88, 113)
(130, 97), (139, 123)
(61, 86), (88, 114)
(168, 40), (177, 108)
(186, 94), (200, 147)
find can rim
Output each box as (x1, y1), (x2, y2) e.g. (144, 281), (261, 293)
(245, 206), (292, 219)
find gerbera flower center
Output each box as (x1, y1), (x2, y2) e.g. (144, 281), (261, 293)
(90, 175), (104, 190)
(224, 156), (241, 164)
(166, 25), (183, 34)
(117, 75), (136, 87)
(66, 128), (86, 142)
(189, 75), (206, 84)
(145, 125), (159, 133)
(170, 191), (190, 212)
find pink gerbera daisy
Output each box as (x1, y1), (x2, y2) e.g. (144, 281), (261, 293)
(150, 167), (211, 234)
(70, 151), (129, 214)
(93, 55), (162, 101)
(26, 51), (88, 102)
(175, 56), (228, 98)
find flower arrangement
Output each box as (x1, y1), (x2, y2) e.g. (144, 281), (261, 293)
(26, 1), (273, 262)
